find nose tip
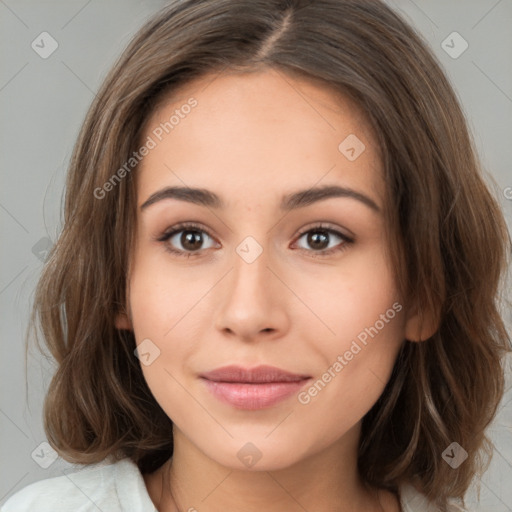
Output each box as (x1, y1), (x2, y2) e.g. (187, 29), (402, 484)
(214, 252), (289, 341)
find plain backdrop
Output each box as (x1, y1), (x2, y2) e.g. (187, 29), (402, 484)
(1, 0), (511, 509)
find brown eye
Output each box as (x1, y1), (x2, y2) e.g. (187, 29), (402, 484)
(158, 223), (217, 257)
(294, 225), (354, 257)
(179, 230), (205, 251)
(305, 230), (330, 251)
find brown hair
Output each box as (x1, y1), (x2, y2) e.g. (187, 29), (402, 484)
(29, 0), (511, 510)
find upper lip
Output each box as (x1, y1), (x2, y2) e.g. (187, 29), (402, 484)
(200, 365), (311, 383)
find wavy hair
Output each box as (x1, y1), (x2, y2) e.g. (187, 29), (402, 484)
(28, 1), (511, 510)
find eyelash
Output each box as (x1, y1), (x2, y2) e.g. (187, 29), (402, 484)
(156, 222), (354, 259)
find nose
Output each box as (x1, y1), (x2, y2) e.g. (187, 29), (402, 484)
(213, 242), (290, 342)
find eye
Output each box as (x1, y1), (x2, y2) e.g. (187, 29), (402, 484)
(156, 221), (354, 259)
(293, 223), (354, 257)
(157, 222), (218, 257)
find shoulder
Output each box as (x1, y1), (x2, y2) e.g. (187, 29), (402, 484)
(399, 483), (473, 512)
(1, 457), (156, 512)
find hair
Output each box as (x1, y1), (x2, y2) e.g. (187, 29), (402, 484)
(28, 0), (511, 510)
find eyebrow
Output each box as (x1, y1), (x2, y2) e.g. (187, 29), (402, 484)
(140, 184), (380, 212)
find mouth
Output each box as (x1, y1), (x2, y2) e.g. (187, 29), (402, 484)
(199, 365), (312, 410)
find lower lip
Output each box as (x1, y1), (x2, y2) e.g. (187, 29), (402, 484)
(201, 378), (310, 410)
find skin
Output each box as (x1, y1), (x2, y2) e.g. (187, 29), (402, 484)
(116, 68), (434, 512)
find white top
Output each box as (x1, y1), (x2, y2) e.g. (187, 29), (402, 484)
(1, 457), (468, 511)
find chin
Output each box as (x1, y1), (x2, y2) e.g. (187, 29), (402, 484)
(198, 435), (311, 472)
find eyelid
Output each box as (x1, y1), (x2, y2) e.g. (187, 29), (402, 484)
(294, 221), (354, 241)
(157, 221), (215, 241)
(156, 221), (355, 258)
(157, 222), (353, 243)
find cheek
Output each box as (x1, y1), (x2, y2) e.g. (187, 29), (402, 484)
(127, 251), (205, 336)
(295, 311), (404, 451)
(126, 253), (214, 388)
(127, 258), (201, 424)
(293, 246), (404, 416)
(299, 242), (401, 343)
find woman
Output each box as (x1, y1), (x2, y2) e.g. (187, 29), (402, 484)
(3, 1), (510, 510)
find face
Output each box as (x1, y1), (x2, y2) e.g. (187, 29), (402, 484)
(116, 69), (413, 471)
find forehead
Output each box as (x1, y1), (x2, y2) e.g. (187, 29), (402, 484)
(136, 69), (383, 209)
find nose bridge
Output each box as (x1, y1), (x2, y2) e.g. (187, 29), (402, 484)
(229, 217), (273, 288)
(230, 235), (273, 305)
(214, 233), (288, 338)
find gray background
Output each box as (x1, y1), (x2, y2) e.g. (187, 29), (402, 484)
(1, 0), (511, 510)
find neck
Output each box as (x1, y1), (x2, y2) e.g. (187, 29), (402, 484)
(146, 424), (400, 512)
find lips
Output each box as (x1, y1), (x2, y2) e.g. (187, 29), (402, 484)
(199, 365), (311, 383)
(199, 365), (311, 410)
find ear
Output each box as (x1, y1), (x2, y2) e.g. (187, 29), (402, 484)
(404, 305), (439, 342)
(115, 310), (133, 331)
